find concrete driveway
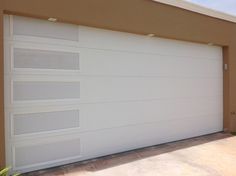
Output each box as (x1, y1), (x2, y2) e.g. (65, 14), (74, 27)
(26, 133), (236, 176)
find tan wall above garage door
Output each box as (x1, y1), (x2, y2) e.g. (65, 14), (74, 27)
(0, 0), (236, 168)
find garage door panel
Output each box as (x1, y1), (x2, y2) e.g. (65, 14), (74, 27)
(7, 42), (222, 78)
(9, 16), (222, 60)
(81, 98), (222, 131)
(78, 26), (222, 59)
(80, 48), (222, 77)
(82, 77), (222, 102)
(81, 114), (222, 159)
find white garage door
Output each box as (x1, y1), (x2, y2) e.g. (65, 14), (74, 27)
(4, 15), (223, 173)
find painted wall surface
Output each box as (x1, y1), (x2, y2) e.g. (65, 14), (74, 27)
(0, 0), (236, 167)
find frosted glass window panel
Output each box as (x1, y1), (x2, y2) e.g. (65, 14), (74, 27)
(14, 48), (80, 70)
(13, 110), (79, 135)
(13, 16), (79, 41)
(15, 139), (81, 167)
(13, 81), (80, 101)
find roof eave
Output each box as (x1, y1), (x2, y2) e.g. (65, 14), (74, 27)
(153, 0), (236, 23)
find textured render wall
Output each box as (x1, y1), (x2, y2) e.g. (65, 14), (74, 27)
(0, 0), (236, 167)
(229, 40), (236, 131)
